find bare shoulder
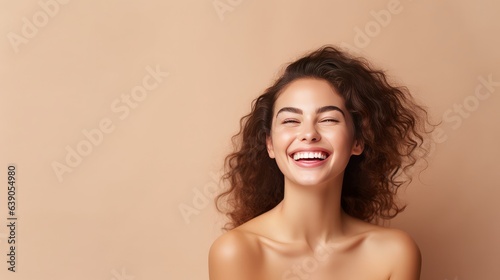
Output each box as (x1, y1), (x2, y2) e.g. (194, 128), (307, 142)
(365, 226), (422, 280)
(209, 228), (262, 260)
(366, 226), (420, 252)
(208, 228), (263, 280)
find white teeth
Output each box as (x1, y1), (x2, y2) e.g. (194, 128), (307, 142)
(293, 151), (328, 161)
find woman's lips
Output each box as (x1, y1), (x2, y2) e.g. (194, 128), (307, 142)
(289, 150), (330, 168)
(292, 158), (328, 168)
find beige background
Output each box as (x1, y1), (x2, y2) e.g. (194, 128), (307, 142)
(1, 0), (499, 279)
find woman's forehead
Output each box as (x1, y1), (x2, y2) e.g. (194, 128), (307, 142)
(274, 78), (346, 111)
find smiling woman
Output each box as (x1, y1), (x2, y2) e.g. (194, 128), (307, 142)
(209, 45), (430, 280)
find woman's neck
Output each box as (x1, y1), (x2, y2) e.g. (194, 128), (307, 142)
(273, 176), (347, 248)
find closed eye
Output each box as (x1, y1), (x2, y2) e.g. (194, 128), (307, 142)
(282, 119), (300, 124)
(321, 119), (339, 123)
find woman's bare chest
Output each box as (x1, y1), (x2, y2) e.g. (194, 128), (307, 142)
(255, 240), (390, 280)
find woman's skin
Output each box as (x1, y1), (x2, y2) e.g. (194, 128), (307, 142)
(209, 78), (421, 280)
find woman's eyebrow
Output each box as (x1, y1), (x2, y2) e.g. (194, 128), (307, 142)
(276, 105), (345, 117)
(276, 107), (302, 117)
(316, 105), (345, 117)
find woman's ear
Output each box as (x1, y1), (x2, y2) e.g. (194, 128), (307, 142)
(351, 139), (364, 156)
(266, 135), (275, 158)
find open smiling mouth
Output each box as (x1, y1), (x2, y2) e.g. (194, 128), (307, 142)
(291, 151), (329, 162)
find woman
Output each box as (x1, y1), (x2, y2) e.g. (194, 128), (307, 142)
(209, 45), (428, 280)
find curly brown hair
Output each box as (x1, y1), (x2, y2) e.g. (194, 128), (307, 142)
(216, 45), (429, 230)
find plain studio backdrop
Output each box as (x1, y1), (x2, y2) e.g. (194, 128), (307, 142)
(1, 0), (499, 279)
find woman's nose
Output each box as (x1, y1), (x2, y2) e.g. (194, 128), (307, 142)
(299, 123), (320, 142)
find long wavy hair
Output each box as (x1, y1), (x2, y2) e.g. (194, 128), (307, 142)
(216, 45), (429, 230)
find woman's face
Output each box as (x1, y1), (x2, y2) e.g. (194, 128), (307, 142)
(266, 78), (363, 188)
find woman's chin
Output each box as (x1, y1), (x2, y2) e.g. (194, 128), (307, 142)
(287, 177), (337, 189)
